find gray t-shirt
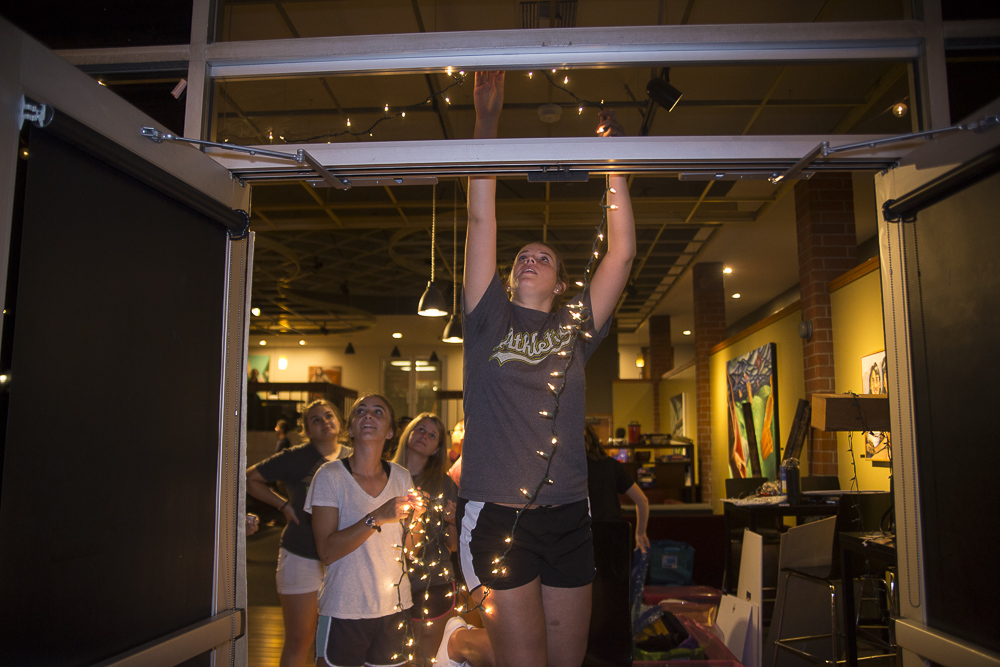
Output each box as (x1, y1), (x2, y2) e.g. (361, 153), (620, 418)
(460, 272), (609, 505)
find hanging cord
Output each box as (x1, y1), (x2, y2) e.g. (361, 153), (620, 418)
(430, 182), (436, 283)
(453, 181), (459, 315)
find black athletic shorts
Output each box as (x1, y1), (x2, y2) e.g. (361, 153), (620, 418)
(316, 611), (409, 667)
(458, 498), (594, 591)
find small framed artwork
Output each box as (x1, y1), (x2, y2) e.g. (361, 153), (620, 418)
(860, 350), (890, 461)
(670, 393), (686, 438)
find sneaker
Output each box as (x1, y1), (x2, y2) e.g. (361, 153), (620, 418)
(434, 616), (472, 667)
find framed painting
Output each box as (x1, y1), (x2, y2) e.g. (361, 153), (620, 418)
(860, 350), (890, 462)
(670, 393), (686, 438)
(726, 343), (779, 480)
(307, 366), (342, 384)
(248, 355), (269, 383)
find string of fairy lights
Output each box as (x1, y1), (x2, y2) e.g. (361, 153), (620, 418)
(223, 68), (606, 145)
(379, 178), (618, 663)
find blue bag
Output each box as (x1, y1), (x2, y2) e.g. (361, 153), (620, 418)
(647, 539), (695, 585)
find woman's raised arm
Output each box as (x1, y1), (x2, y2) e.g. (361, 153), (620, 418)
(464, 71), (505, 313)
(589, 110), (636, 332)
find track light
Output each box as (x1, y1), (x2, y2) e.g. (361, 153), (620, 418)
(646, 71), (683, 112)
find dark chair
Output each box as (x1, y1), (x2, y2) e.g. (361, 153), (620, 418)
(801, 476), (841, 492)
(771, 491), (895, 665)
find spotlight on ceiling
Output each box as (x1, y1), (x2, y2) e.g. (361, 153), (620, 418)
(646, 70), (683, 113)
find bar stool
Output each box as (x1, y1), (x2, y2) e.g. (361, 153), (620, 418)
(771, 492), (895, 665)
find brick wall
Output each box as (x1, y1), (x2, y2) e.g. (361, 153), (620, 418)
(794, 173), (857, 475)
(693, 262), (726, 498)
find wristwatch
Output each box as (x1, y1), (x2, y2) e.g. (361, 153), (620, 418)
(364, 514), (381, 533)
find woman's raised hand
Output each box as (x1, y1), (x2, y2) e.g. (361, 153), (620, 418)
(474, 71), (505, 122)
(597, 109), (625, 137)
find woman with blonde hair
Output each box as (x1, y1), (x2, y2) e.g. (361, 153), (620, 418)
(391, 413), (462, 663)
(458, 70), (636, 666)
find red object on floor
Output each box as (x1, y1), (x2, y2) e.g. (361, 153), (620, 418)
(643, 584), (723, 606)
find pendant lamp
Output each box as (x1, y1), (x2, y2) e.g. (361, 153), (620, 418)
(418, 182), (449, 317)
(442, 180), (464, 343)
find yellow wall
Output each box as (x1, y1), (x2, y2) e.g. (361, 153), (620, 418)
(708, 305), (805, 511)
(830, 267), (891, 491)
(611, 379), (655, 436)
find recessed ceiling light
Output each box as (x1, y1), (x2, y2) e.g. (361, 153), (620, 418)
(392, 332), (403, 339)
(732, 293), (741, 299)
(723, 267), (733, 274)
(259, 340), (266, 345)
(299, 340), (306, 345)
(683, 330), (692, 336)
(251, 307), (261, 316)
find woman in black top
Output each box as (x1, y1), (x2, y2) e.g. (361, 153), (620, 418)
(247, 399), (350, 667)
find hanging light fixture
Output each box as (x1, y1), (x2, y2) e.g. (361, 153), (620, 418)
(345, 342), (355, 355)
(442, 180), (464, 343)
(429, 351), (440, 363)
(390, 346), (401, 358)
(418, 182), (449, 317)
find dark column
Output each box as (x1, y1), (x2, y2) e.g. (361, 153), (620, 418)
(648, 315), (674, 432)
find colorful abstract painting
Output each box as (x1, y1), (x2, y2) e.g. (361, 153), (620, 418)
(726, 343), (779, 480)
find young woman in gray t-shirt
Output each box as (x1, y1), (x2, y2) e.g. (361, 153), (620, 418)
(453, 70), (636, 667)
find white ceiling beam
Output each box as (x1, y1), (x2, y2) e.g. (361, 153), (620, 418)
(202, 22), (926, 79)
(205, 134), (915, 176)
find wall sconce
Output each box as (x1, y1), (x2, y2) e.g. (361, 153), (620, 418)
(798, 319), (814, 341)
(418, 182), (449, 317)
(635, 353), (645, 369)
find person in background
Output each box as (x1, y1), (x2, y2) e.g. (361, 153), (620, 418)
(458, 70), (636, 666)
(246, 399), (350, 667)
(275, 418), (292, 452)
(391, 413), (462, 664)
(307, 394), (424, 667)
(449, 420), (465, 463)
(584, 425), (650, 553)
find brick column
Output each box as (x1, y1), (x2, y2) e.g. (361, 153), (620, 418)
(649, 315), (674, 432)
(795, 173), (858, 475)
(693, 262), (726, 499)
